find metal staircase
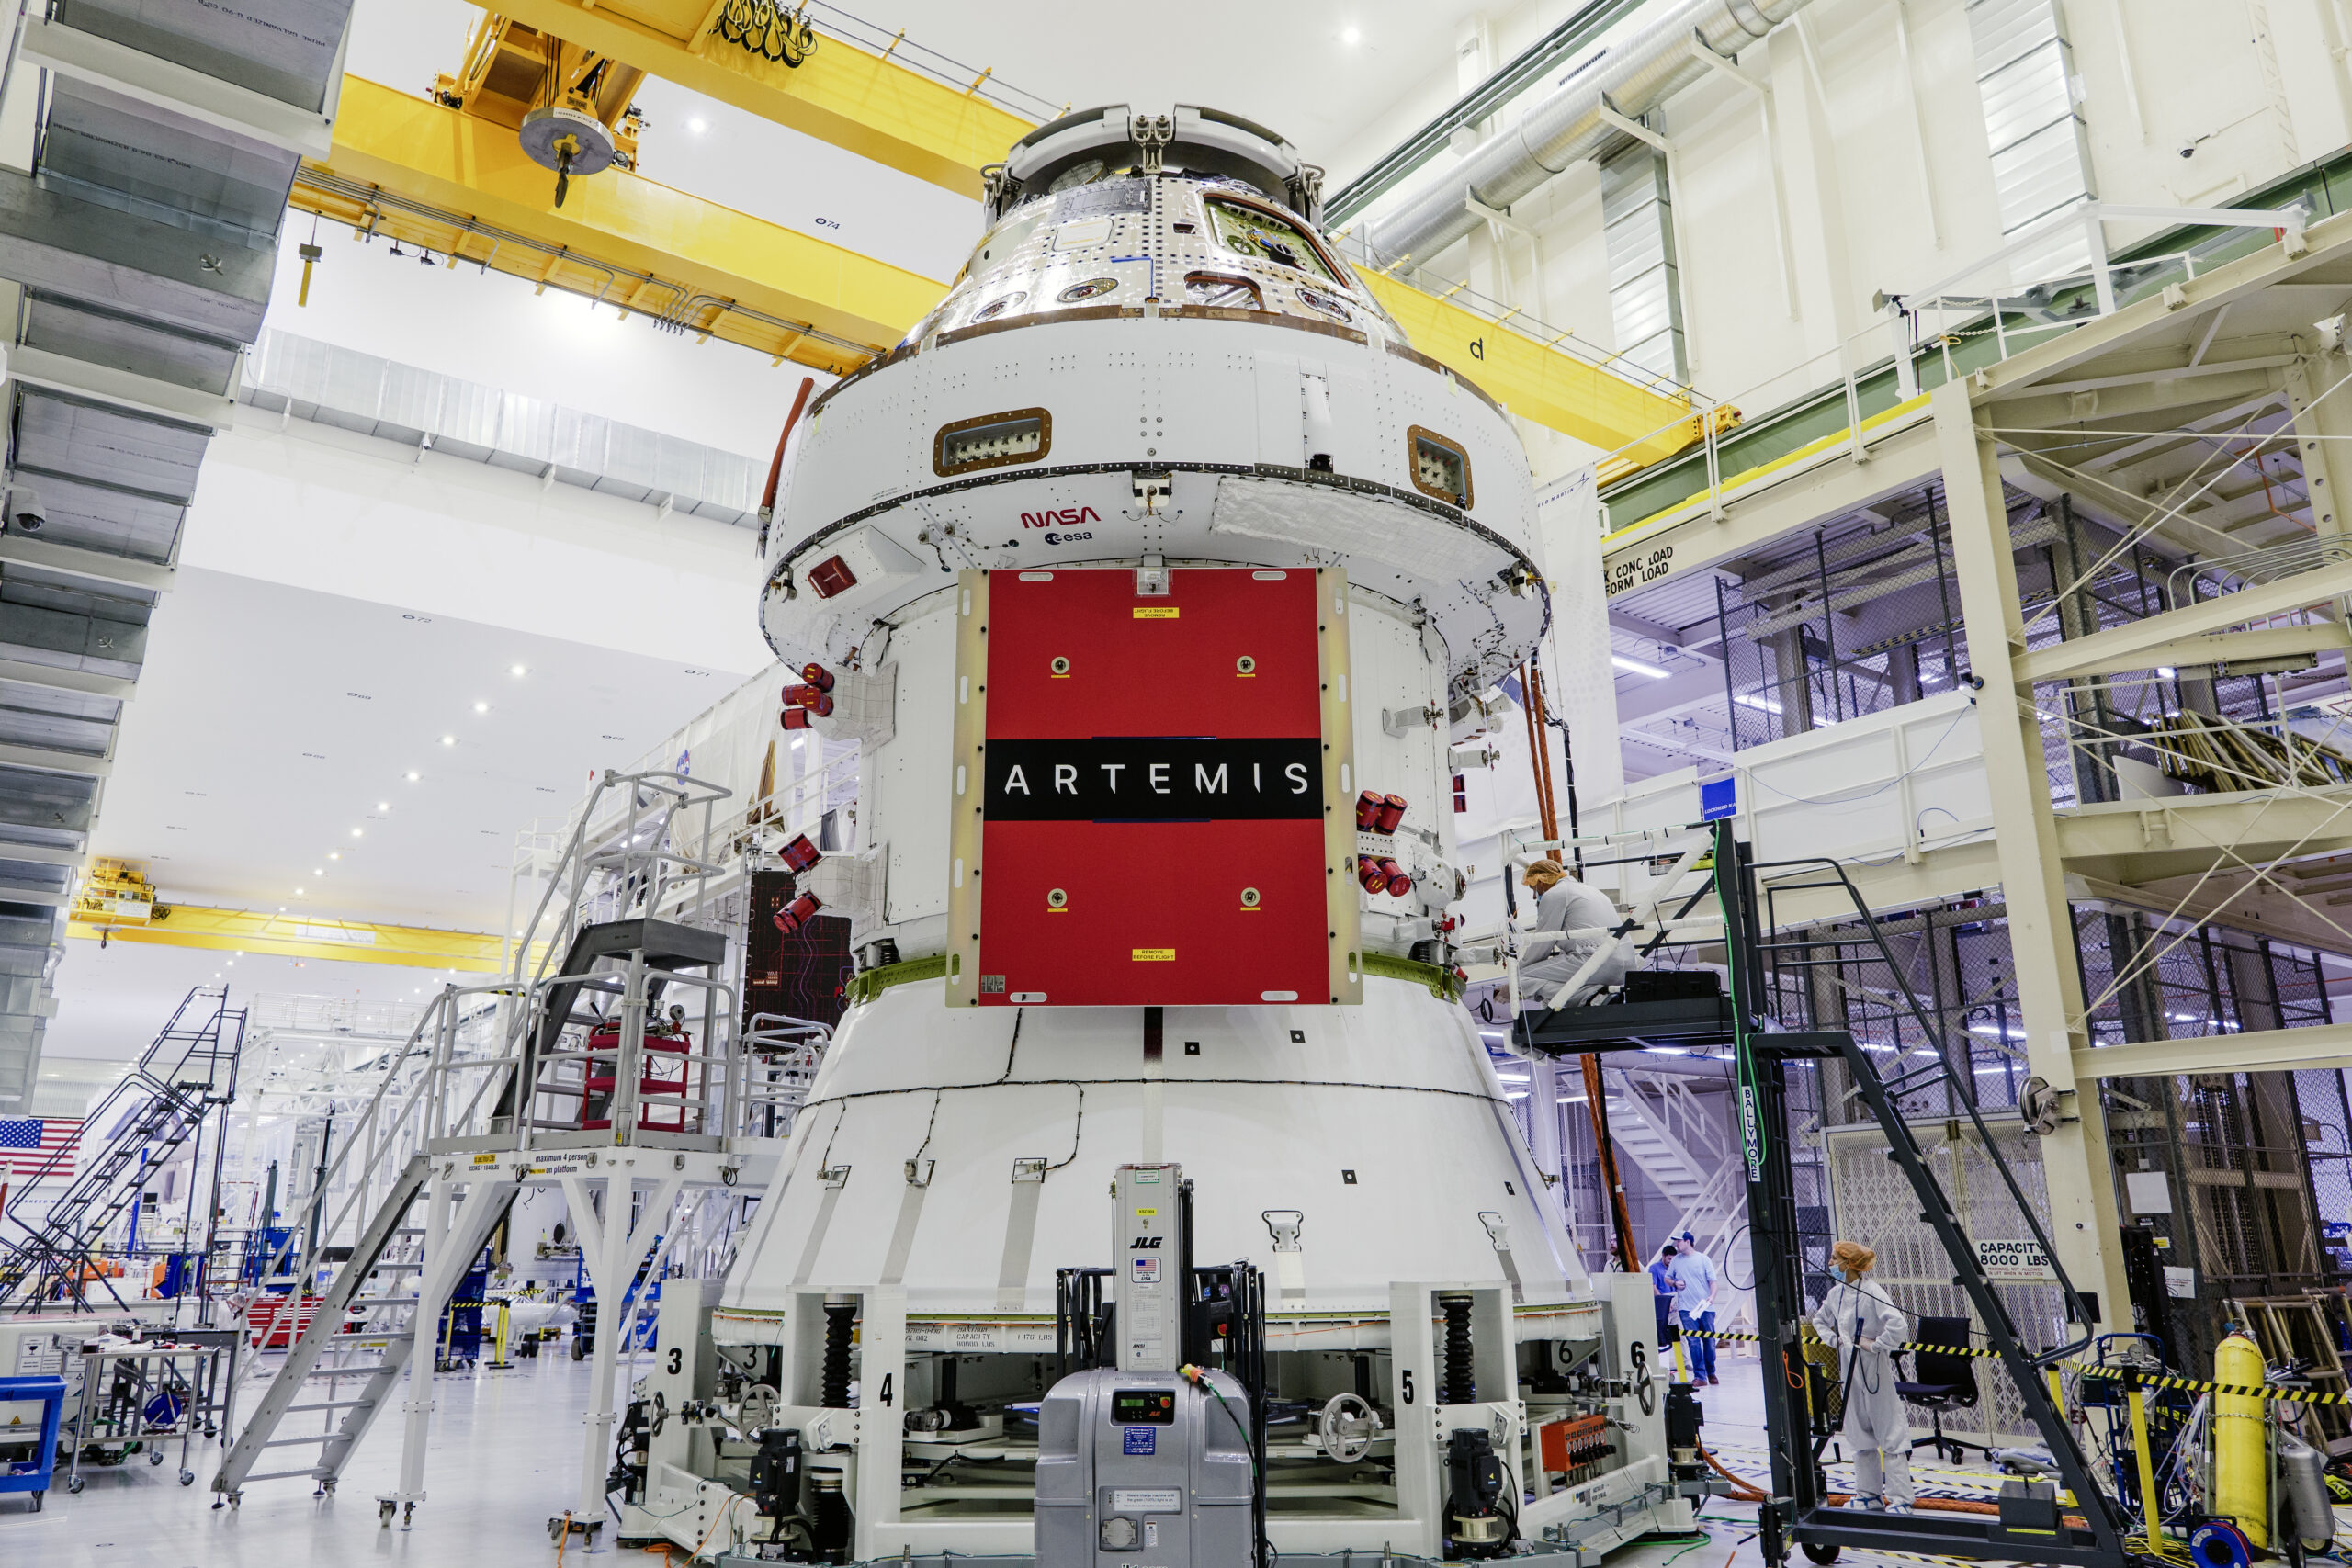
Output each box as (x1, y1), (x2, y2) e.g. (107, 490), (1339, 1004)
(212, 1154), (514, 1507)
(0, 987), (244, 1312)
(1608, 1068), (1746, 1263)
(214, 769), (794, 1525)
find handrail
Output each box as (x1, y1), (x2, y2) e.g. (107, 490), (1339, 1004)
(1751, 853), (2099, 1369)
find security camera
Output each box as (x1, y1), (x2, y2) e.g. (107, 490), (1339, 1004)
(7, 487), (45, 533)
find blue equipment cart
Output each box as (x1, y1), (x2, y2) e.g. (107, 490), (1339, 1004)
(0, 1373), (65, 1511)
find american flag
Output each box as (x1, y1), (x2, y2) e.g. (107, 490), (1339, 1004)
(0, 1117), (81, 1180)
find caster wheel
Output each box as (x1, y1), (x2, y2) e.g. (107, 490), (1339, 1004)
(29, 1491), (42, 1512)
(150, 1449), (165, 1466)
(571, 1338), (586, 1362)
(180, 1471), (195, 1486)
(1802, 1543), (1841, 1565)
(67, 1476), (84, 1495)
(379, 1500), (396, 1527)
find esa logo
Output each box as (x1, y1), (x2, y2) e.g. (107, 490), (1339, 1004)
(1021, 506), (1101, 530)
(1043, 530), (1094, 546)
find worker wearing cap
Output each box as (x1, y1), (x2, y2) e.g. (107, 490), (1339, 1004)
(1649, 1243), (1679, 1349)
(1517, 860), (1635, 1009)
(1811, 1240), (1915, 1514)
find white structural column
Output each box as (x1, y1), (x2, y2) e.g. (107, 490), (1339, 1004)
(2285, 353), (2352, 540)
(563, 1168), (687, 1520)
(1537, 470), (1625, 807)
(1930, 381), (2131, 1330)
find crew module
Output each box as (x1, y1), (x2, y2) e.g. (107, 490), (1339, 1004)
(616, 105), (1700, 1565)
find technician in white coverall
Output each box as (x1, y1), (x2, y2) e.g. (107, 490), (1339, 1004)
(1810, 1239), (1916, 1512)
(1516, 860), (1635, 1009)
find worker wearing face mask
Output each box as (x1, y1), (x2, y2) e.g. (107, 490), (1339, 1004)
(1516, 860), (1635, 1009)
(1810, 1240), (1914, 1514)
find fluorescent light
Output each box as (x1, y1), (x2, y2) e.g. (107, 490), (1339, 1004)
(1341, 25), (1362, 44)
(350, 828), (364, 838)
(329, 852), (340, 861)
(377, 801), (390, 812)
(2155, 667), (2177, 679)
(294, 887), (305, 896)
(473, 701), (489, 714)
(406, 771), (421, 781)
(1495, 1070), (1531, 1082)
(1735, 694), (1783, 715)
(510, 664), (527, 676)
(1612, 653), (1671, 680)
(1642, 1044), (1685, 1055)
(1967, 1022), (2024, 1040)
(311, 868), (322, 876)
(440, 736), (456, 747)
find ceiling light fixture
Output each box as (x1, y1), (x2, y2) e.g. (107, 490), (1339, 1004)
(687, 116), (708, 134)
(329, 852), (341, 861)
(312, 868), (323, 876)
(1611, 653), (1671, 680)
(294, 886), (305, 895)
(351, 828), (364, 838)
(473, 702), (489, 714)
(377, 801), (390, 811)
(510, 664), (527, 676)
(440, 736), (456, 747)
(1341, 25), (1362, 43)
(406, 770), (421, 781)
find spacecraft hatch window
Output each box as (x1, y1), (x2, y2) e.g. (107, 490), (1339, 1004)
(1183, 272), (1262, 310)
(969, 292), (1028, 324)
(937, 409), (1053, 476)
(1407, 426), (1473, 509)
(1202, 195), (1339, 282)
(1050, 159), (1107, 191)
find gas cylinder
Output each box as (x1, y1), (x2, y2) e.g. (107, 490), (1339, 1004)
(2212, 1329), (2267, 1547)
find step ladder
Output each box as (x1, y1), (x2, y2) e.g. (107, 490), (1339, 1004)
(0, 987), (243, 1311)
(213, 1154), (516, 1506)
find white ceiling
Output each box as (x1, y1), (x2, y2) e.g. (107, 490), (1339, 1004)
(827, 0), (1495, 171)
(96, 566), (748, 933)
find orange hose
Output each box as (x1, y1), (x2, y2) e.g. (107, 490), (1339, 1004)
(759, 377), (818, 519)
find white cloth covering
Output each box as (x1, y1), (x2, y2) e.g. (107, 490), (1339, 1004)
(1518, 874), (1635, 1007)
(1810, 1277), (1916, 1508)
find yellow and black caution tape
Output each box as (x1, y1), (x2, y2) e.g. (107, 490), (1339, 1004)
(1676, 1328), (2352, 1405)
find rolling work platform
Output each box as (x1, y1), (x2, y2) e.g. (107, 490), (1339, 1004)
(0, 987), (244, 1313)
(1514, 820), (2144, 1568)
(212, 771), (794, 1529)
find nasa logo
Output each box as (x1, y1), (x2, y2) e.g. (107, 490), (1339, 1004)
(1043, 529), (1093, 546)
(1021, 505), (1101, 530)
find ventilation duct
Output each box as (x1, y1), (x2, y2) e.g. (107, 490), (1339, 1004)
(1360, 0), (1814, 271)
(1965, 0), (2096, 282)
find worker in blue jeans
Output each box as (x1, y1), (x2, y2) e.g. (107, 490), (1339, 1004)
(1648, 1244), (1679, 1348)
(1674, 1230), (1719, 1385)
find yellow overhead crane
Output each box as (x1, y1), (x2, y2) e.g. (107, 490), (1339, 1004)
(285, 7), (1713, 457)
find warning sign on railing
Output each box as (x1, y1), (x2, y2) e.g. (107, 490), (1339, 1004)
(1976, 1237), (2056, 1281)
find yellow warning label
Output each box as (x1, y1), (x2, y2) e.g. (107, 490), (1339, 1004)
(1133, 607), (1180, 619)
(1132, 947), (1177, 961)
(472, 1154), (498, 1166)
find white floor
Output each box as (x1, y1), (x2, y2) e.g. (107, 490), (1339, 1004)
(0, 1342), (1992, 1568)
(0, 1346), (611, 1567)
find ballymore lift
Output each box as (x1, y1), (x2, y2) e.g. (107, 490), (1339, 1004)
(1511, 819), (2145, 1568)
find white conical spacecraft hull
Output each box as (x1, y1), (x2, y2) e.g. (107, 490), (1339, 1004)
(673, 105), (1679, 1565)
